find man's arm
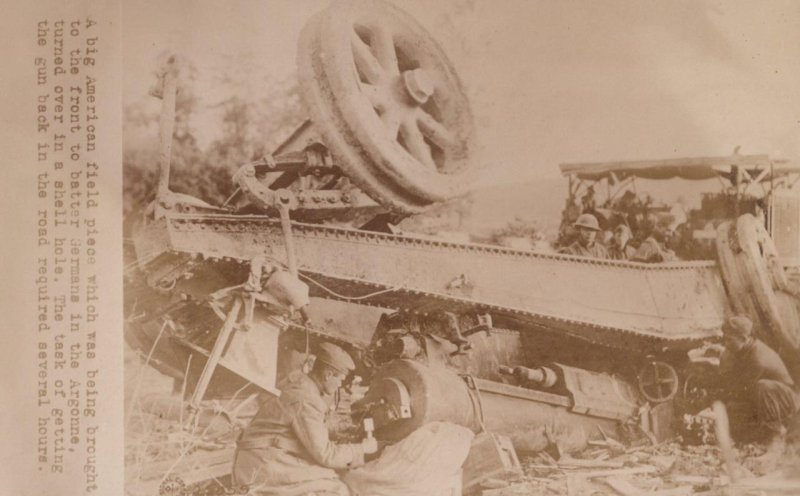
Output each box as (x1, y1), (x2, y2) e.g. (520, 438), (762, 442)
(291, 401), (366, 469)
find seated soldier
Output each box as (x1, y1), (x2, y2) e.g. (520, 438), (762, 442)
(233, 342), (378, 495)
(558, 213), (609, 259)
(631, 225), (677, 263)
(710, 316), (799, 455)
(608, 224), (635, 260)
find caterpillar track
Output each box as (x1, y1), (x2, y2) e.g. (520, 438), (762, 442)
(133, 213), (727, 355)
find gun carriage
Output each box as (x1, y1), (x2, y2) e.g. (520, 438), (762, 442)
(124, 0), (800, 490)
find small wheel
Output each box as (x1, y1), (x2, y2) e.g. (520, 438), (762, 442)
(637, 360), (679, 403)
(297, 0), (477, 213)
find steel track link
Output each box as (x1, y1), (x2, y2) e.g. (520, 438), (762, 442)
(135, 214), (721, 353)
(169, 214), (716, 271)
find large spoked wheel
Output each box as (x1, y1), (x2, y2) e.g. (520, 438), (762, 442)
(297, 0), (477, 213)
(716, 214), (800, 355)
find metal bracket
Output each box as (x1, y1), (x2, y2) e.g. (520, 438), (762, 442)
(187, 297), (243, 423)
(232, 151), (383, 218)
(443, 312), (493, 355)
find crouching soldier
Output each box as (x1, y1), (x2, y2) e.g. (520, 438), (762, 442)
(233, 342), (378, 495)
(703, 316), (800, 455)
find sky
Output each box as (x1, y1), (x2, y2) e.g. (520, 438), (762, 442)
(123, 0), (800, 186)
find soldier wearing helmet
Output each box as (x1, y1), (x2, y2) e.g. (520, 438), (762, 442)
(718, 316), (799, 457)
(559, 213), (609, 259)
(691, 315), (799, 462)
(233, 342), (377, 495)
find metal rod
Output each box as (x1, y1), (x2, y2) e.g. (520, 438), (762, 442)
(156, 56), (179, 200)
(189, 297), (242, 410)
(769, 160), (775, 234)
(278, 202), (299, 276)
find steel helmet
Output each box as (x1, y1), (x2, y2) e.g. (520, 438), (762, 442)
(722, 315), (753, 339)
(315, 342), (356, 374)
(574, 213), (600, 231)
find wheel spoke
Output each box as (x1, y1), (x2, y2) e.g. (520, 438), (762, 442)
(417, 110), (456, 151)
(351, 30), (384, 84)
(381, 108), (402, 141)
(360, 83), (386, 109)
(371, 25), (399, 75)
(400, 119), (436, 169)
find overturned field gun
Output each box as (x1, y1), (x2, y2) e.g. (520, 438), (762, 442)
(124, 0), (800, 491)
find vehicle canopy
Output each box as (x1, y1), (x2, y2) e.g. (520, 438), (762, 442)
(557, 154), (800, 259)
(560, 154), (799, 188)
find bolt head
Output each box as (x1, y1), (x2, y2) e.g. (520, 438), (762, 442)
(403, 69), (435, 105)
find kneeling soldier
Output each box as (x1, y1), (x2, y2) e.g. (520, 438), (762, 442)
(718, 316), (799, 454)
(233, 342), (377, 495)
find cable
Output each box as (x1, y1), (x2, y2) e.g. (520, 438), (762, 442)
(299, 273), (400, 301)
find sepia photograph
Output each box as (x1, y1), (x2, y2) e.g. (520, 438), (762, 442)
(119, 0), (800, 494)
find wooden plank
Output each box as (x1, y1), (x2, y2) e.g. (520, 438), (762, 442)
(652, 487), (694, 496)
(558, 455), (624, 469)
(583, 466), (658, 479)
(602, 476), (642, 496)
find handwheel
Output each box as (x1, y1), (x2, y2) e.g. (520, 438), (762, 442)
(297, 0), (477, 213)
(637, 360), (679, 403)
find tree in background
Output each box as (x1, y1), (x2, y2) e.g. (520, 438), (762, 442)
(123, 52), (474, 237)
(483, 216), (544, 250)
(123, 54), (302, 221)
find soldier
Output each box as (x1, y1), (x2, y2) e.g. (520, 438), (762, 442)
(712, 316), (799, 456)
(608, 224), (635, 260)
(631, 224), (676, 263)
(233, 342), (377, 495)
(559, 213), (609, 259)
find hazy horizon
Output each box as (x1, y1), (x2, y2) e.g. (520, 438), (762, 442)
(124, 0), (800, 191)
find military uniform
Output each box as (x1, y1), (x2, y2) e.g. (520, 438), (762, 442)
(631, 237), (676, 263)
(720, 338), (800, 438)
(559, 241), (609, 259)
(233, 370), (365, 495)
(608, 243), (635, 261)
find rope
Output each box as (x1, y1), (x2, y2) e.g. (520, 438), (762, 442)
(299, 273), (400, 301)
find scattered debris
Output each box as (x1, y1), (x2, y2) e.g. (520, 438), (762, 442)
(511, 429), (800, 496)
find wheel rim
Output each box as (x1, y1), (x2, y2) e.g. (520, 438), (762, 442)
(297, 0), (477, 212)
(736, 214), (800, 351)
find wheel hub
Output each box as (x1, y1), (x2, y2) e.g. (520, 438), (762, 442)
(402, 68), (434, 105)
